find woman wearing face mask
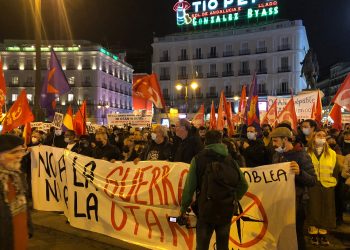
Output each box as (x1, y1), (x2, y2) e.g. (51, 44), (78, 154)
(300, 119), (318, 149)
(306, 130), (339, 246)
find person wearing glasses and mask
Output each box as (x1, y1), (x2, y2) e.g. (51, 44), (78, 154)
(64, 130), (79, 152)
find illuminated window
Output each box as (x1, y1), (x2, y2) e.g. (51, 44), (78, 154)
(68, 94), (74, 102)
(12, 94), (18, 101)
(12, 76), (19, 85)
(68, 77), (75, 85)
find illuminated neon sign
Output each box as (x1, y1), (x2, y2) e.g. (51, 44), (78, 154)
(173, 0), (279, 27)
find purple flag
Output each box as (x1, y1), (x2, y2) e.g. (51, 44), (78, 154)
(245, 73), (260, 129)
(40, 49), (70, 117)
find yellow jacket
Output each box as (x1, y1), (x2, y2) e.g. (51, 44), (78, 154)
(309, 148), (337, 188)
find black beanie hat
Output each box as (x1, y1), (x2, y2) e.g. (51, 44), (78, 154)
(0, 135), (24, 153)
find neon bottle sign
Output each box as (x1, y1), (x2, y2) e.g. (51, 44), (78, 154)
(173, 0), (279, 27)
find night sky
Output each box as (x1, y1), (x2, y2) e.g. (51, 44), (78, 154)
(0, 0), (349, 75)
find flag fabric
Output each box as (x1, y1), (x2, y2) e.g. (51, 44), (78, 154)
(209, 100), (216, 130)
(311, 103), (316, 120)
(132, 73), (165, 109)
(63, 105), (74, 130)
(329, 103), (342, 131)
(2, 90), (34, 134)
(192, 104), (204, 128)
(0, 59), (6, 111)
(225, 101), (235, 136)
(73, 101), (86, 136)
(23, 122), (32, 145)
(332, 73), (350, 111)
(261, 99), (278, 126)
(238, 85), (247, 122)
(277, 97), (298, 130)
(217, 91), (226, 130)
(314, 90), (323, 124)
(40, 50), (70, 118)
(246, 74), (260, 128)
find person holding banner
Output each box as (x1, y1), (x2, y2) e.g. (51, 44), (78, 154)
(0, 135), (29, 250)
(270, 127), (316, 250)
(306, 130), (338, 246)
(92, 132), (121, 162)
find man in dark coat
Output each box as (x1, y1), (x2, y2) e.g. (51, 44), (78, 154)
(241, 125), (267, 167)
(173, 119), (203, 164)
(92, 132), (121, 161)
(270, 127), (316, 250)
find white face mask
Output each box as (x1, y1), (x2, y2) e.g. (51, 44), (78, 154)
(302, 128), (311, 136)
(31, 137), (39, 144)
(275, 146), (284, 153)
(315, 138), (326, 147)
(247, 132), (256, 140)
(151, 133), (157, 141)
(55, 130), (62, 136)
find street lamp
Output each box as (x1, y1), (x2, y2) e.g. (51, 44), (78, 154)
(97, 101), (109, 125)
(175, 80), (199, 114)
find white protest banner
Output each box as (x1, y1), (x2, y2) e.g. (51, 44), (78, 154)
(268, 90), (321, 120)
(342, 114), (350, 124)
(31, 146), (296, 250)
(42, 123), (53, 131)
(52, 112), (64, 129)
(107, 114), (152, 127)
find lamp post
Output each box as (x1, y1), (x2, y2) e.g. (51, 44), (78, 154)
(175, 80), (198, 114)
(97, 101), (110, 125)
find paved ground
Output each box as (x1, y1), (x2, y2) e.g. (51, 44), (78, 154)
(29, 210), (350, 249)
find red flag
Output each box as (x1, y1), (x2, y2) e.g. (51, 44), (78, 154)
(2, 90), (34, 134)
(209, 101), (217, 130)
(217, 91), (226, 130)
(23, 122), (32, 145)
(73, 101), (86, 136)
(238, 85), (247, 122)
(0, 59), (6, 111)
(329, 103), (342, 130)
(311, 103), (316, 120)
(315, 90), (323, 124)
(277, 97), (298, 130)
(261, 99), (278, 126)
(132, 73), (165, 109)
(332, 73), (350, 111)
(192, 104), (204, 128)
(225, 101), (235, 136)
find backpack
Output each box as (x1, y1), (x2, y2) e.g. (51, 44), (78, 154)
(194, 150), (241, 224)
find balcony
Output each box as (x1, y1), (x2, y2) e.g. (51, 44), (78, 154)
(193, 54), (203, 60)
(238, 70), (250, 76)
(222, 71), (234, 77)
(82, 81), (92, 87)
(256, 47), (267, 54)
(223, 51), (234, 57)
(24, 65), (34, 70)
(66, 65), (75, 70)
(160, 56), (170, 62)
(102, 83), (108, 89)
(191, 93), (203, 99)
(22, 82), (34, 87)
(177, 74), (188, 80)
(82, 64), (91, 70)
(206, 93), (218, 98)
(207, 53), (218, 59)
(278, 44), (291, 51)
(178, 55), (189, 61)
(160, 75), (170, 80)
(239, 49), (251, 56)
(258, 90), (268, 95)
(256, 68), (268, 74)
(225, 91), (233, 97)
(8, 65), (19, 70)
(193, 72), (204, 79)
(207, 72), (218, 78)
(278, 66), (291, 73)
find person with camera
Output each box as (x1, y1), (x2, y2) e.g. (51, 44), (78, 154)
(179, 130), (248, 250)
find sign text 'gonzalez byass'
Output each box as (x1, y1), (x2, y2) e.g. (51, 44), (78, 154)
(173, 0), (279, 27)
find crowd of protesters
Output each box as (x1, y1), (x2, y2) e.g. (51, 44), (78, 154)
(1, 117), (350, 249)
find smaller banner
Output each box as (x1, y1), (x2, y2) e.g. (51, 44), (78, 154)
(52, 112), (64, 129)
(107, 114), (152, 127)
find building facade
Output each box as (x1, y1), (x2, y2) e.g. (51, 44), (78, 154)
(152, 20), (309, 113)
(0, 40), (133, 124)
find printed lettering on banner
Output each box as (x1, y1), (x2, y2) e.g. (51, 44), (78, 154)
(31, 146), (297, 250)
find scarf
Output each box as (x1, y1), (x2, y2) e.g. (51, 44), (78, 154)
(0, 168), (27, 216)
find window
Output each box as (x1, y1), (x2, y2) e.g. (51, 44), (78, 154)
(280, 81), (289, 93)
(195, 48), (202, 59)
(180, 49), (187, 59)
(12, 94), (18, 101)
(257, 40), (266, 48)
(281, 37), (289, 46)
(163, 88), (168, 97)
(68, 77), (75, 85)
(83, 58), (90, 68)
(25, 58), (33, 69)
(225, 63), (232, 72)
(209, 87), (216, 95)
(241, 42), (249, 50)
(210, 47), (217, 57)
(209, 64), (216, 73)
(12, 76), (19, 85)
(225, 44), (233, 53)
(68, 94), (74, 102)
(258, 82), (266, 94)
(26, 94), (33, 102)
(26, 77), (33, 84)
(194, 65), (202, 77)
(241, 61), (249, 71)
(162, 50), (169, 58)
(160, 67), (169, 76)
(180, 66), (187, 75)
(257, 59), (266, 72)
(67, 58), (75, 69)
(281, 57), (289, 67)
